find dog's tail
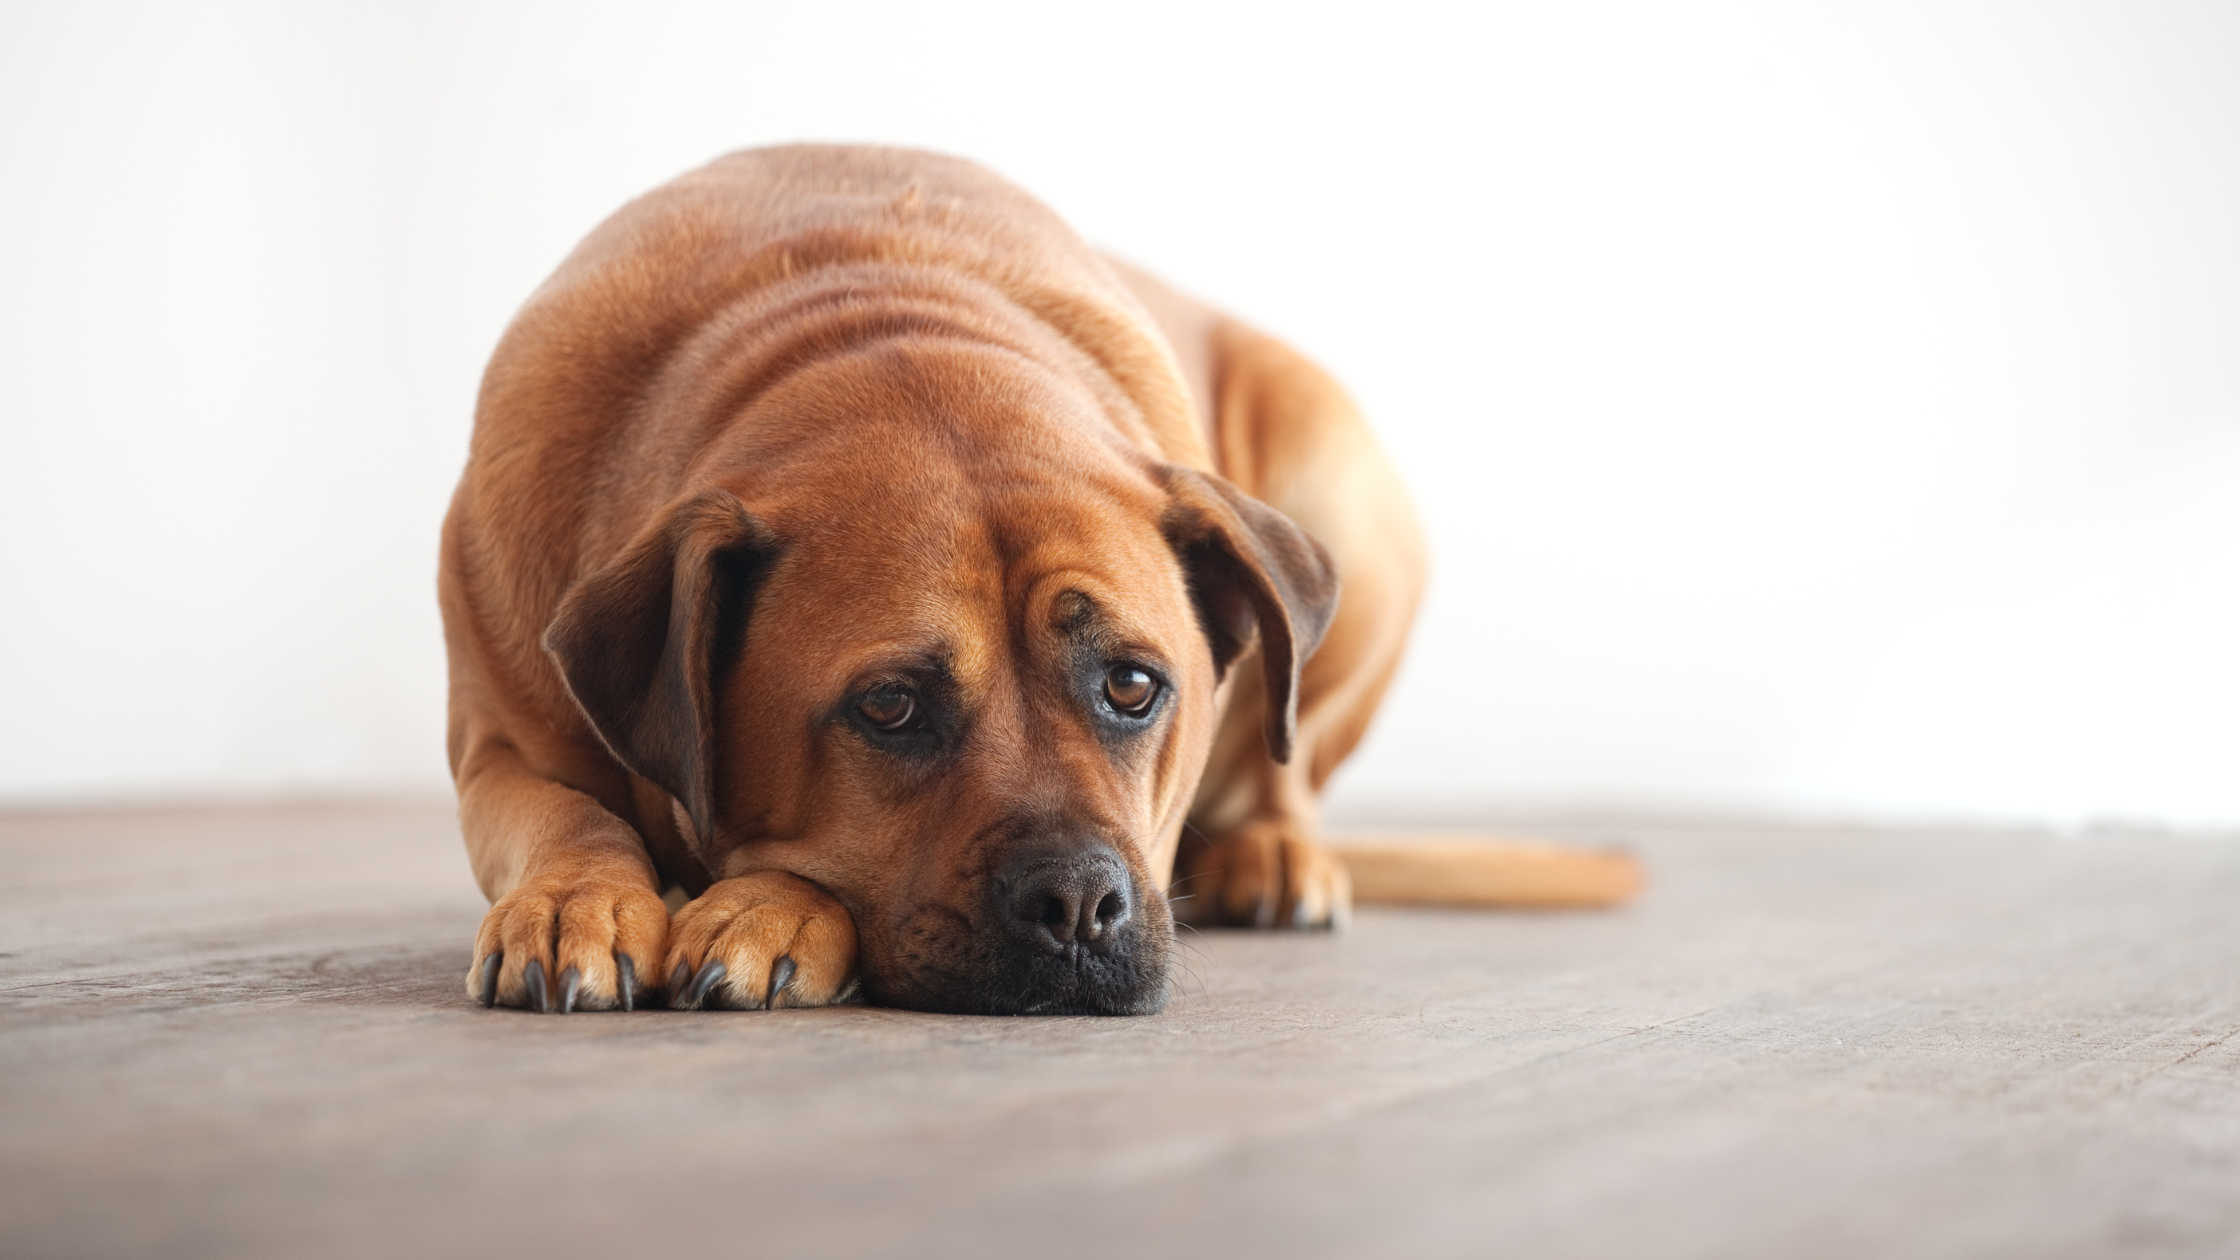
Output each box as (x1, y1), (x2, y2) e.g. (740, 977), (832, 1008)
(1329, 836), (1643, 909)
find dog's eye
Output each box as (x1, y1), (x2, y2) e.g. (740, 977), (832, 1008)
(858, 686), (919, 731)
(1103, 664), (1159, 717)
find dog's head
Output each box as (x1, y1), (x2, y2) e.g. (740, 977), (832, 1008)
(543, 343), (1336, 1014)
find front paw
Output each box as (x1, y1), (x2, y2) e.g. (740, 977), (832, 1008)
(665, 871), (859, 1010)
(466, 870), (670, 1012)
(1177, 820), (1352, 929)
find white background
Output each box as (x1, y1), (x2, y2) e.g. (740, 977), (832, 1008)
(3, 2), (2235, 826)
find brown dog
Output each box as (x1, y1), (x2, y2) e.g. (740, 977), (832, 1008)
(441, 144), (1430, 1016)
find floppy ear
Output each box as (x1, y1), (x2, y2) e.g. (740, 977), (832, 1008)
(1158, 466), (1341, 765)
(543, 490), (778, 842)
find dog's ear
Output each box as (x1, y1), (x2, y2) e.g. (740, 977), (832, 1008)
(544, 490), (777, 842)
(1159, 466), (1341, 765)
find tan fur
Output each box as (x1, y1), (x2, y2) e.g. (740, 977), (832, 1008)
(442, 144), (1623, 1017)
(1333, 839), (1643, 908)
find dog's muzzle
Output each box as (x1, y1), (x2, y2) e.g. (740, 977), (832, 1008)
(862, 837), (1172, 1016)
(982, 842), (1166, 1014)
(920, 840), (1167, 1015)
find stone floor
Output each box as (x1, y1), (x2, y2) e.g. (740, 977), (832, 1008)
(2, 800), (2235, 1259)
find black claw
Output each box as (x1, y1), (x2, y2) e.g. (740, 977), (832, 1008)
(1292, 900), (1313, 930)
(767, 956), (797, 1009)
(525, 958), (548, 1013)
(685, 959), (726, 1009)
(1252, 893), (1276, 930)
(668, 961), (690, 1007)
(478, 953), (501, 1008)
(616, 954), (636, 1013)
(559, 965), (581, 1015)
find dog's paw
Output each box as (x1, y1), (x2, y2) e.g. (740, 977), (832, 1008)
(1176, 820), (1353, 929)
(466, 870), (670, 1013)
(664, 871), (859, 1010)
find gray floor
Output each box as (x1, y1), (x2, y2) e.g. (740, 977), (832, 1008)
(2, 801), (2236, 1259)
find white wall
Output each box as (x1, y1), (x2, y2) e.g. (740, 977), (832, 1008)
(3, 1), (2235, 826)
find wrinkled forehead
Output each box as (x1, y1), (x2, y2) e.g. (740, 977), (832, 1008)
(728, 339), (1203, 682)
(748, 464), (1196, 688)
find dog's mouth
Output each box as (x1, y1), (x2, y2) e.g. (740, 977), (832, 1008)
(980, 945), (1172, 1016)
(869, 945), (1173, 1016)
(859, 878), (1173, 1016)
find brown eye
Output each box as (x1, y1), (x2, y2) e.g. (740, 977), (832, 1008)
(858, 686), (918, 731)
(1103, 664), (1159, 717)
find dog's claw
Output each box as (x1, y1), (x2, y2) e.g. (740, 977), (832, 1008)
(668, 961), (690, 1006)
(616, 953), (636, 1012)
(1252, 893), (1277, 930)
(768, 956), (797, 1009)
(1292, 900), (1313, 930)
(478, 953), (501, 1008)
(685, 959), (726, 1009)
(524, 958), (549, 1013)
(559, 965), (581, 1014)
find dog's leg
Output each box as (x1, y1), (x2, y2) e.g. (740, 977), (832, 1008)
(458, 745), (672, 1012)
(1177, 321), (1428, 929)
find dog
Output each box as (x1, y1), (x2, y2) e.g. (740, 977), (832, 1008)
(442, 144), (1610, 1018)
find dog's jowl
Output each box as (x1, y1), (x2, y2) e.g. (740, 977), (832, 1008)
(441, 145), (1425, 1015)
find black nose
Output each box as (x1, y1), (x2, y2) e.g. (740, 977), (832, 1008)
(1002, 846), (1134, 955)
